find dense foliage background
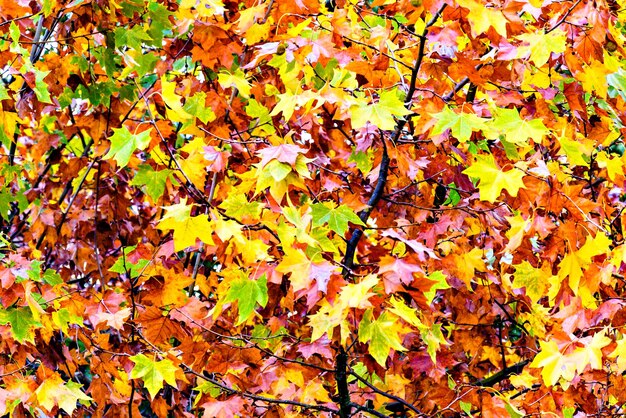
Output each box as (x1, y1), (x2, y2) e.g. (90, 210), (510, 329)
(1, 0), (626, 416)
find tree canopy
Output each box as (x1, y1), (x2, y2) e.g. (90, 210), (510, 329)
(1, 0), (626, 416)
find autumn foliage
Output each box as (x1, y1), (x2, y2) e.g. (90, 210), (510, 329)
(1, 0), (626, 416)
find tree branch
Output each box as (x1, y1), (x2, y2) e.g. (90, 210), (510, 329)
(349, 369), (427, 417)
(336, 346), (352, 418)
(474, 359), (530, 387)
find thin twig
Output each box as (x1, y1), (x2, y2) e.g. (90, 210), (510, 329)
(349, 369), (427, 417)
(546, 0), (582, 33)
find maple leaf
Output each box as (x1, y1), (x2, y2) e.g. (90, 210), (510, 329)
(179, 137), (210, 189)
(0, 307), (41, 344)
(130, 354), (179, 399)
(308, 299), (346, 343)
(516, 29), (567, 67)
(103, 126), (152, 168)
(423, 271), (449, 305)
(558, 251), (584, 295)
(183, 92), (216, 124)
(160, 76), (193, 122)
(350, 89), (412, 130)
(570, 330), (611, 373)
(223, 273), (269, 325)
(512, 261), (550, 304)
(430, 105), (486, 143)
(463, 155), (526, 203)
(201, 398), (246, 418)
(378, 255), (422, 293)
(609, 335), (626, 373)
(130, 164), (172, 201)
(358, 309), (407, 366)
(503, 213), (530, 253)
(488, 108), (549, 146)
(270, 90), (322, 122)
(456, 0), (508, 37)
(157, 201), (214, 251)
(275, 248), (313, 292)
(257, 143), (308, 168)
(218, 69), (251, 98)
(311, 202), (365, 236)
(35, 374), (92, 414)
(529, 340), (574, 387)
(338, 274), (379, 309)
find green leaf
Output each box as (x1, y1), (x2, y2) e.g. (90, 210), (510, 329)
(219, 192), (263, 221)
(52, 308), (83, 333)
(358, 309), (406, 366)
(0, 83), (9, 101)
(430, 105), (486, 143)
(146, 2), (173, 46)
(487, 108), (549, 146)
(350, 89), (412, 130)
(114, 26), (152, 51)
(423, 270), (450, 305)
(223, 273), (268, 325)
(183, 92), (216, 124)
(103, 126), (152, 168)
(460, 401), (474, 416)
(348, 149), (373, 175)
(608, 68), (626, 100)
(311, 203), (365, 235)
(109, 245), (151, 278)
(443, 183), (461, 206)
(0, 307), (41, 344)
(32, 67), (52, 104)
(43, 269), (63, 286)
(130, 165), (172, 201)
(129, 354), (178, 399)
(245, 99), (274, 134)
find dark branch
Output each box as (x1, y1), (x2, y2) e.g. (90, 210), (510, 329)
(349, 370), (427, 417)
(474, 359), (530, 387)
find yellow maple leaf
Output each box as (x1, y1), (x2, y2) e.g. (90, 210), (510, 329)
(558, 251), (583, 295)
(570, 330), (611, 373)
(512, 261), (549, 304)
(301, 379), (331, 404)
(578, 59), (612, 98)
(530, 340), (576, 386)
(161, 76), (193, 122)
(158, 204), (214, 251)
(36, 374), (92, 415)
(463, 155), (526, 203)
(596, 151), (624, 181)
(456, 0), (508, 37)
(609, 335), (626, 373)
(350, 89), (412, 131)
(308, 299), (347, 342)
(503, 213), (530, 253)
(276, 248), (313, 292)
(517, 29), (567, 67)
(338, 274), (379, 309)
(454, 247), (485, 289)
(179, 137), (209, 189)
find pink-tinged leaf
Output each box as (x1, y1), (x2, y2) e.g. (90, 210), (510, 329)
(298, 336), (334, 360)
(203, 146), (230, 172)
(201, 398), (246, 418)
(310, 261), (339, 293)
(257, 144), (307, 168)
(378, 255), (423, 293)
(382, 230), (439, 261)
